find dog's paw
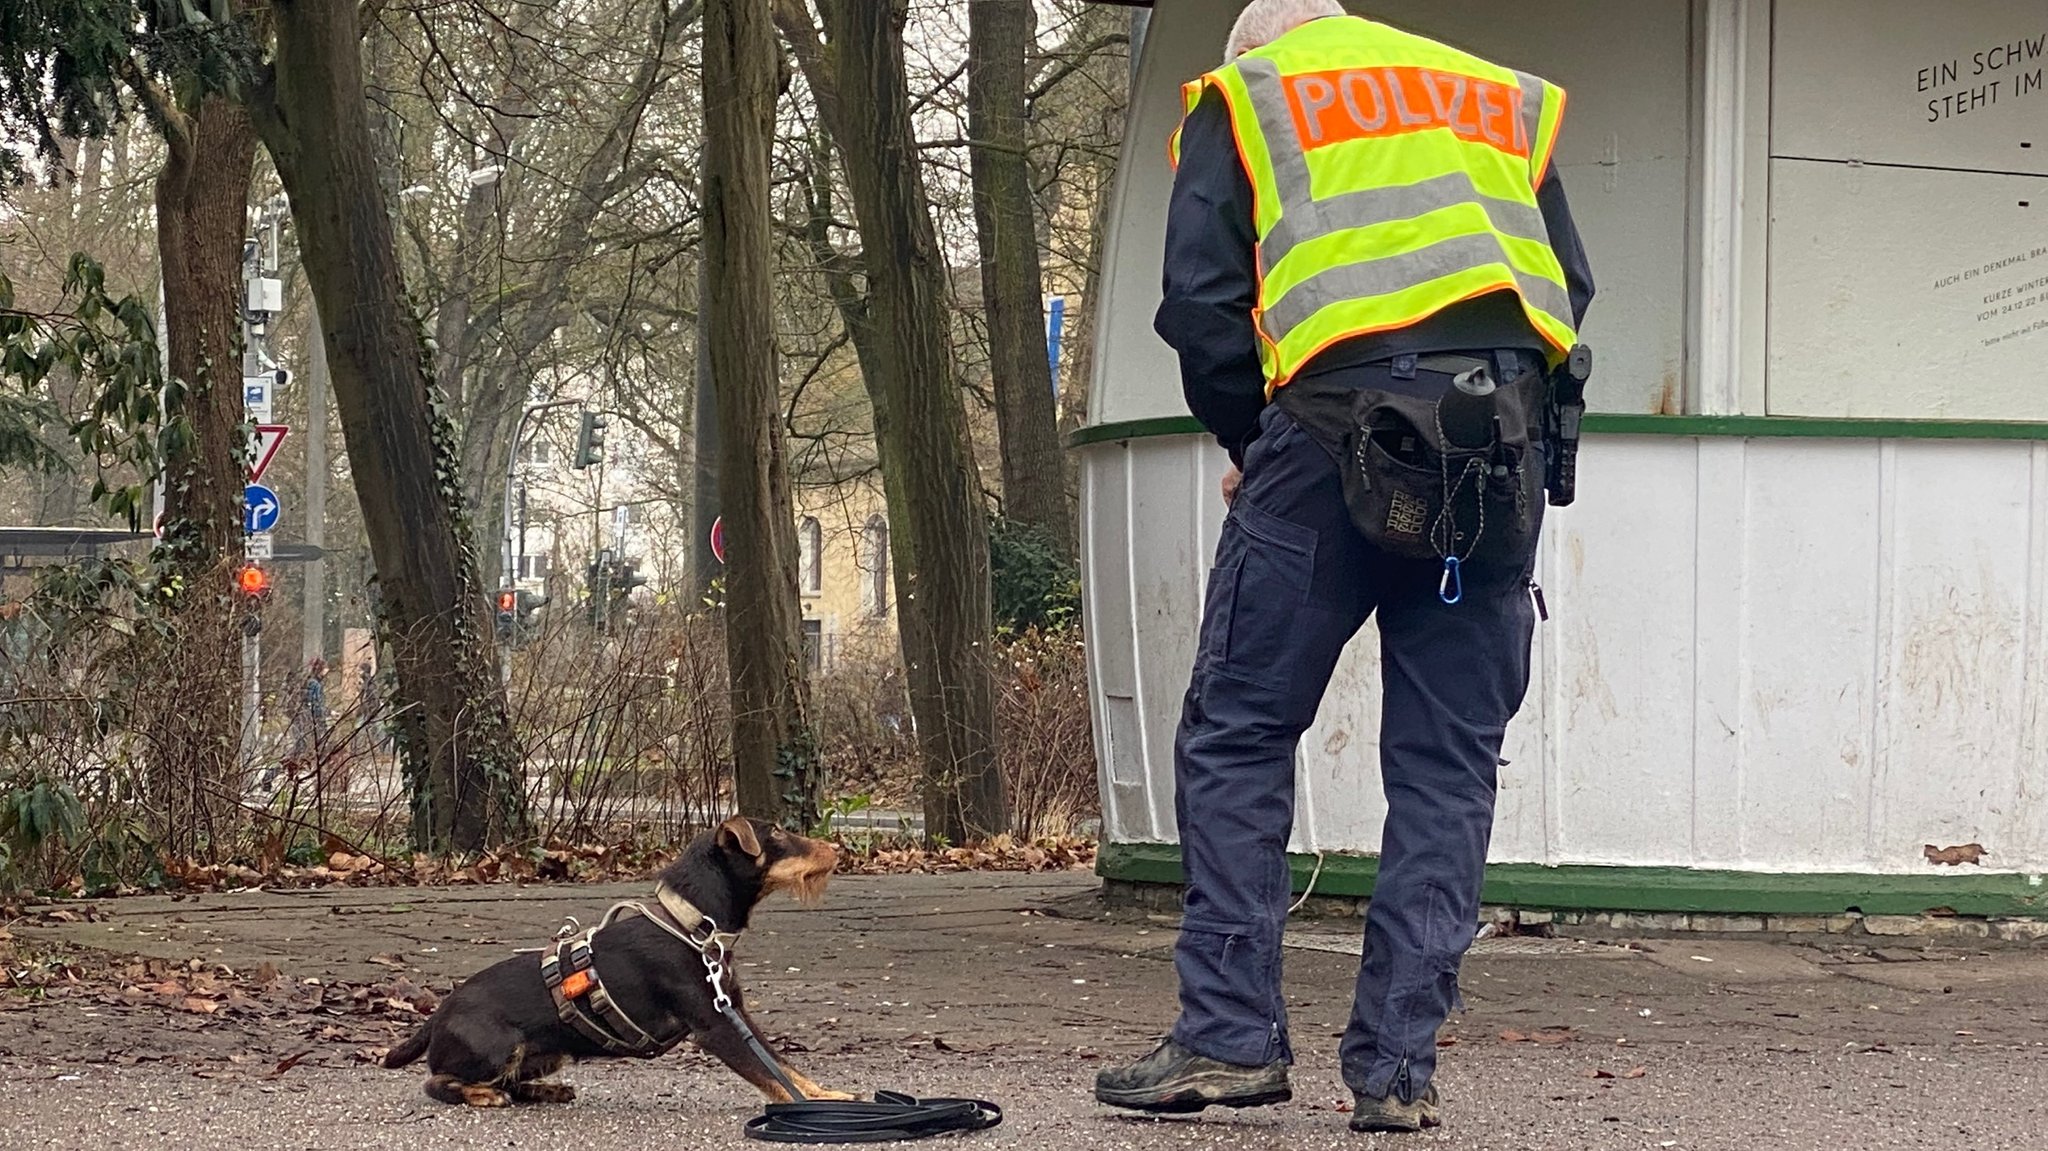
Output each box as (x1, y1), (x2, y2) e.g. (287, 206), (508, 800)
(806, 1088), (859, 1101)
(425, 1075), (512, 1108)
(460, 1086), (512, 1108)
(512, 1082), (577, 1104)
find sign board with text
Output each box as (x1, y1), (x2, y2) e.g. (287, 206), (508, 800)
(1767, 1), (2048, 420)
(243, 375), (274, 422)
(1772, 1), (2047, 176)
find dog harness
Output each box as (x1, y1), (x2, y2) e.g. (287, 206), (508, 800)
(537, 882), (739, 1058)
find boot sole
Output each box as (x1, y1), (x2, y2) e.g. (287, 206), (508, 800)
(1349, 1112), (1441, 1134)
(1096, 1082), (1293, 1114)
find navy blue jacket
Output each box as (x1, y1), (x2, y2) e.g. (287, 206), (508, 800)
(1156, 88), (1597, 467)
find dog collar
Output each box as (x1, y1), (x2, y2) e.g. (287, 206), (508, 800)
(653, 882), (741, 954)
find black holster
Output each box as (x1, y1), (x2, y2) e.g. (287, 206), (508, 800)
(1279, 355), (1547, 566)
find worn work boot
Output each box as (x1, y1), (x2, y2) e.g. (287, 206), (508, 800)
(1348, 1084), (1442, 1133)
(1094, 1039), (1291, 1113)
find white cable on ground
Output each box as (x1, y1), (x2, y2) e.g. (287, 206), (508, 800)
(1288, 851), (1327, 915)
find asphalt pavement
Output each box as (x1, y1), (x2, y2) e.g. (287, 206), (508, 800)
(3, 871), (2044, 1149)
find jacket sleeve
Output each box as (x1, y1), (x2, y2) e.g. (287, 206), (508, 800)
(1536, 166), (1596, 328)
(1152, 86), (1267, 469)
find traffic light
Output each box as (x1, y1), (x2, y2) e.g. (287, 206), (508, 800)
(573, 410), (607, 469)
(494, 588), (517, 642)
(234, 563), (271, 636)
(234, 564), (272, 598)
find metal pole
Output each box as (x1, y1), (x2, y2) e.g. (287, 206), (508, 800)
(151, 277), (169, 537)
(240, 227), (261, 770)
(517, 483), (529, 580)
(302, 297), (330, 668)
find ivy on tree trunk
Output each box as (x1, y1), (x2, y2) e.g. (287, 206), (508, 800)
(250, 0), (524, 854)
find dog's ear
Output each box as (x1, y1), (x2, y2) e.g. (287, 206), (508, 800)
(717, 816), (763, 860)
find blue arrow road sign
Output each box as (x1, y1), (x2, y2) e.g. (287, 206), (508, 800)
(244, 483), (281, 534)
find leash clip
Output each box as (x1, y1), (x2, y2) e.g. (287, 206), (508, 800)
(1439, 556), (1463, 605)
(699, 921), (734, 1013)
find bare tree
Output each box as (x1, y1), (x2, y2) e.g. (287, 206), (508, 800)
(775, 0), (1008, 844)
(252, 0), (522, 853)
(703, 0), (820, 829)
(968, 0), (1070, 555)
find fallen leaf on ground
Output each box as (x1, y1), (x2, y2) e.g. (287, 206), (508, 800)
(1624, 1067), (1647, 1079)
(180, 997), (221, 1015)
(1584, 1067), (1615, 1079)
(366, 954), (408, 969)
(1923, 843), (1986, 867)
(267, 1048), (315, 1079)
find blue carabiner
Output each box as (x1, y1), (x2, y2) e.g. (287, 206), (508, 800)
(1439, 556), (1463, 605)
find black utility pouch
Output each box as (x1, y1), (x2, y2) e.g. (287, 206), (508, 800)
(1338, 372), (1545, 566)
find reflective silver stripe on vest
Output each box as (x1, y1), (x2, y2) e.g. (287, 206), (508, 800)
(1261, 230), (1575, 345)
(1511, 70), (1546, 173)
(1235, 58), (1563, 326)
(1263, 169), (1553, 271)
(1237, 59), (1315, 206)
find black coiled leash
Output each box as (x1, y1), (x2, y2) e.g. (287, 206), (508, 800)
(742, 1092), (1004, 1144)
(699, 932), (1002, 1143)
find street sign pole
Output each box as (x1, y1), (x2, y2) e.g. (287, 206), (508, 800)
(239, 195), (288, 774)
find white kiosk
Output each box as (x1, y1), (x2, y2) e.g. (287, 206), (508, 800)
(1076, 0), (2048, 919)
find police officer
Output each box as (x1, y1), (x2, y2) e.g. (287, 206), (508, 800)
(1094, 0), (1595, 1134)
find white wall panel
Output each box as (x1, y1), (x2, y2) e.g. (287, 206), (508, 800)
(1771, 0), (2047, 175)
(1766, 163), (2048, 419)
(1767, 0), (2048, 418)
(1081, 432), (2048, 876)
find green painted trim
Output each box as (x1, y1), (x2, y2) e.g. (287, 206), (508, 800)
(1066, 416), (1210, 447)
(1066, 413), (2048, 448)
(1096, 841), (2048, 919)
(1579, 413), (2048, 440)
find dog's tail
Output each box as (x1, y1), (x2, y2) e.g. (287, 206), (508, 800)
(383, 1021), (432, 1069)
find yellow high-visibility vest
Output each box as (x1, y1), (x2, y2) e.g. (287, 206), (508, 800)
(1169, 16), (1577, 389)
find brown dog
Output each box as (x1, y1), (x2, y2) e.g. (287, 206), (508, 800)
(383, 816), (853, 1106)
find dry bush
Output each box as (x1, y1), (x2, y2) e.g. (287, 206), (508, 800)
(502, 602), (731, 846)
(2, 556), (1099, 897)
(809, 625), (1099, 839)
(810, 644), (919, 810)
(994, 626), (1097, 839)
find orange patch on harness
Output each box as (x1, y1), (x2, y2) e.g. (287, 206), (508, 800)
(559, 970), (594, 999)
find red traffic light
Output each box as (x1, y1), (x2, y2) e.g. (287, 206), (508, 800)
(235, 564), (271, 597)
(495, 589), (518, 613)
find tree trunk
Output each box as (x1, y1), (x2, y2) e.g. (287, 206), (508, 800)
(803, 0), (1010, 843)
(968, 0), (1070, 556)
(254, 0), (524, 854)
(150, 93), (258, 855)
(691, 191), (722, 602)
(702, 0), (819, 831)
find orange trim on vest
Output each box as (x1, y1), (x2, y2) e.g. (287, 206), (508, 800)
(559, 969), (594, 999)
(1280, 67), (1529, 158)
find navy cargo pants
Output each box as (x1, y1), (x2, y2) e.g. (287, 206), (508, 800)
(1168, 380), (1542, 1104)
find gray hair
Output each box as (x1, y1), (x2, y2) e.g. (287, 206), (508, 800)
(1224, 0), (1347, 62)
